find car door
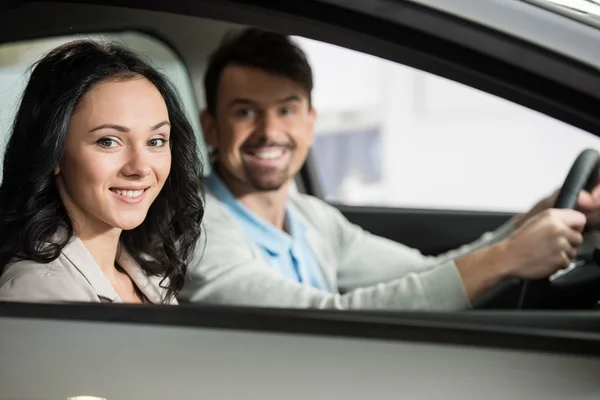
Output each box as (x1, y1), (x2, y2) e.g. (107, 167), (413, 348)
(1, 1), (600, 399)
(3, 302), (600, 400)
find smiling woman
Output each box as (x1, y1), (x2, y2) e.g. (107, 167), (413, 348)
(0, 40), (204, 304)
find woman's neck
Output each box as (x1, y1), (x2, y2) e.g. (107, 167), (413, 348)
(59, 180), (123, 276)
(77, 226), (122, 277)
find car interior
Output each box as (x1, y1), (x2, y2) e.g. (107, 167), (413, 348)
(1, 0), (600, 398)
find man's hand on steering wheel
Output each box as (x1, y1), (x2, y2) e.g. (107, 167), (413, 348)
(502, 209), (585, 280)
(455, 208), (586, 303)
(516, 183), (600, 229)
(571, 184), (600, 225)
(467, 150), (600, 309)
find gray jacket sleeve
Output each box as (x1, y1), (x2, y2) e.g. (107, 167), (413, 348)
(330, 201), (517, 292)
(179, 194), (515, 311)
(296, 194), (516, 307)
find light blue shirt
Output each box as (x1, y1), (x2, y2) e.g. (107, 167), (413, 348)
(205, 173), (330, 291)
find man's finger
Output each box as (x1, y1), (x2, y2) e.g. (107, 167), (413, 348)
(563, 229), (583, 247)
(584, 210), (600, 225)
(591, 184), (600, 201)
(555, 209), (587, 231)
(577, 190), (595, 209)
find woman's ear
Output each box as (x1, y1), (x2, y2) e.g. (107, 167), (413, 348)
(54, 165), (60, 176)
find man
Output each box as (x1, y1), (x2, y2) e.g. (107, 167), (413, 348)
(178, 28), (600, 310)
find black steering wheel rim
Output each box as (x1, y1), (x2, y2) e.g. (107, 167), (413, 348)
(517, 148), (600, 309)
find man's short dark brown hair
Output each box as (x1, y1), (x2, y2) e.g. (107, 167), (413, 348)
(204, 28), (313, 116)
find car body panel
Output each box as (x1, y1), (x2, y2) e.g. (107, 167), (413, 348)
(2, 303), (600, 399)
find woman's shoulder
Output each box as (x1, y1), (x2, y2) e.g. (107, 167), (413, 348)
(0, 258), (63, 283)
(0, 257), (85, 303)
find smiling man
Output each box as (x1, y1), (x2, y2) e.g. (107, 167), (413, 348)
(179, 28), (600, 310)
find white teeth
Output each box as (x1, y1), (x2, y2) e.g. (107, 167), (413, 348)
(113, 189), (144, 198)
(254, 149), (284, 159)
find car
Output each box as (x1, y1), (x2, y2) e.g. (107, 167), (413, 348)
(1, 0), (600, 399)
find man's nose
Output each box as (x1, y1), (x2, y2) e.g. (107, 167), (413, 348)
(121, 145), (152, 178)
(256, 110), (281, 139)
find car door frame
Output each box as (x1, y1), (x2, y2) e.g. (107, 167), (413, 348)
(1, 0), (599, 342)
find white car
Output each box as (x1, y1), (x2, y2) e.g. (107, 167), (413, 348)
(1, 0), (600, 399)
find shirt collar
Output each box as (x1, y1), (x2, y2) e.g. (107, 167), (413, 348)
(205, 173), (307, 255)
(58, 235), (120, 302)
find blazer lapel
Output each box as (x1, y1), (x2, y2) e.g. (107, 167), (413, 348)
(117, 251), (176, 305)
(60, 236), (120, 302)
(57, 233), (174, 304)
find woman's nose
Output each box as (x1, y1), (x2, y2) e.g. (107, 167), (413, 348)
(120, 146), (152, 178)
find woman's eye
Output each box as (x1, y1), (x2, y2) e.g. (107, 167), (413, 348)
(148, 138), (168, 147)
(96, 137), (118, 148)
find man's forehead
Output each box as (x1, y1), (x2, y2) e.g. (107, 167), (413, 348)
(218, 65), (308, 104)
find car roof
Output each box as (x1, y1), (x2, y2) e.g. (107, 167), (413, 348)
(406, 0), (600, 69)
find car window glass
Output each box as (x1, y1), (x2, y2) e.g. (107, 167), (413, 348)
(294, 36), (600, 212)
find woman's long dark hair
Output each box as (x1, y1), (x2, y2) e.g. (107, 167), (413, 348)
(0, 40), (204, 302)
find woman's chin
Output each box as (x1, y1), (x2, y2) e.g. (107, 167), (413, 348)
(119, 223), (144, 231)
(112, 215), (148, 231)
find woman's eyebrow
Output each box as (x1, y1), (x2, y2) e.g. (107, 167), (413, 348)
(89, 123), (129, 133)
(151, 121), (171, 130)
(88, 120), (170, 133)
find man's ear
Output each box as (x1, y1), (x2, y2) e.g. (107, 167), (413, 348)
(307, 106), (317, 147)
(200, 109), (218, 149)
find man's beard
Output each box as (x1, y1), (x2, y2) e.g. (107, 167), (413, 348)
(242, 161), (290, 191)
(239, 138), (296, 191)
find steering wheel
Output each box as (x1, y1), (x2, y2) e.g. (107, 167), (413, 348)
(473, 148), (600, 310)
(517, 148), (600, 309)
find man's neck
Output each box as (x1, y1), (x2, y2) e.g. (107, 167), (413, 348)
(216, 165), (290, 230)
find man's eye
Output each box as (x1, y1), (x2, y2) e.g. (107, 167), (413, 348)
(281, 107), (294, 116)
(236, 108), (255, 118)
(148, 138), (168, 147)
(96, 137), (118, 148)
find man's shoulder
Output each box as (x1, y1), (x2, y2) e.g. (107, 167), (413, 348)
(201, 191), (254, 245)
(289, 191), (336, 213)
(288, 192), (347, 227)
(203, 190), (238, 222)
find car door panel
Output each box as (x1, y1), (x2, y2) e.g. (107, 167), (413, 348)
(2, 303), (600, 400)
(334, 204), (513, 256)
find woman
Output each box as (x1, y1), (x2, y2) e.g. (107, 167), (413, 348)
(0, 40), (204, 304)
